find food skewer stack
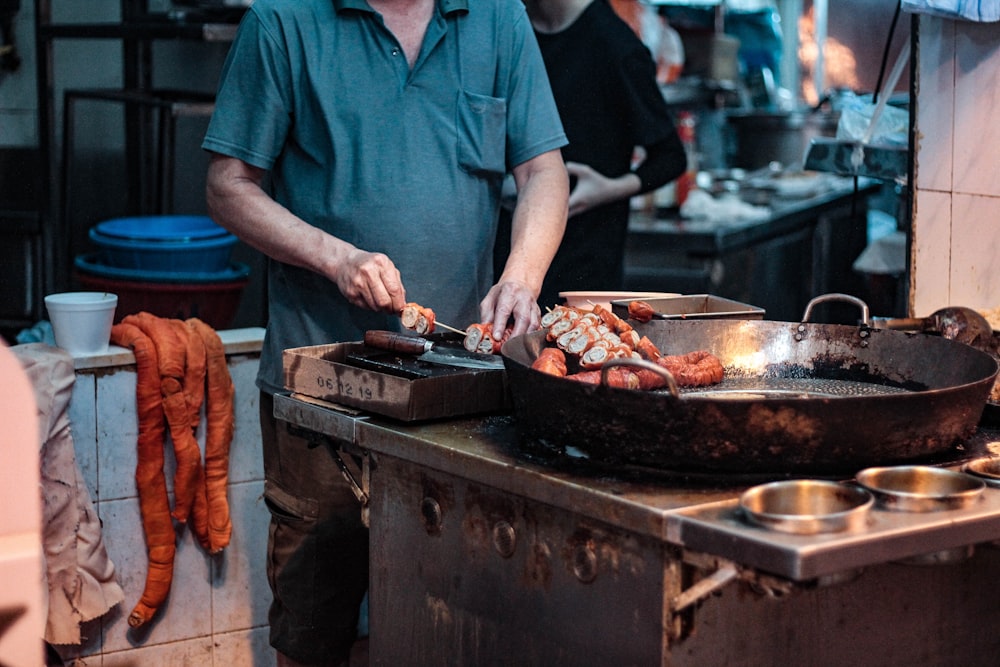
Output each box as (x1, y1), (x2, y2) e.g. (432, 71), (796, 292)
(398, 299), (724, 391)
(532, 301), (724, 390)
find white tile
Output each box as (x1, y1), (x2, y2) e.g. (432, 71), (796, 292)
(911, 188), (952, 314)
(212, 480), (271, 634)
(915, 15), (955, 193)
(949, 193), (1000, 308)
(229, 356), (263, 484)
(97, 496), (212, 653)
(952, 21), (1000, 196)
(96, 368), (142, 501)
(69, 372), (99, 501)
(213, 625), (275, 666)
(101, 636), (213, 667)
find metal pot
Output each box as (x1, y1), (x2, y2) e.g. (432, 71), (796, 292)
(726, 109), (839, 170)
(501, 296), (998, 474)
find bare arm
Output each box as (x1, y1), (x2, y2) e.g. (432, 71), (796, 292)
(205, 153), (407, 314)
(565, 162), (641, 218)
(481, 148), (568, 338)
(565, 134), (686, 218)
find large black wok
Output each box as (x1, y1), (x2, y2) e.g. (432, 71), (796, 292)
(501, 300), (999, 474)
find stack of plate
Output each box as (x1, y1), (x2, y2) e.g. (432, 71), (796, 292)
(75, 215), (249, 328)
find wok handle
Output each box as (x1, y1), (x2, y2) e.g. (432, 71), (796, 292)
(801, 293), (871, 325)
(869, 316), (931, 331)
(602, 357), (680, 397)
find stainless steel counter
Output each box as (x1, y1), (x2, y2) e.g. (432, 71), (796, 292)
(625, 177), (883, 321)
(274, 393), (1000, 582)
(274, 392), (1000, 666)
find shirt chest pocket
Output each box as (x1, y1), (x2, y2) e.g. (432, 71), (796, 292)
(456, 90), (507, 178)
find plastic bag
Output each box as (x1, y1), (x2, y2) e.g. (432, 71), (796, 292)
(835, 92), (909, 147)
(901, 0), (1000, 22)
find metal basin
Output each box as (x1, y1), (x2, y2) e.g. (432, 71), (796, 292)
(963, 457), (1000, 487)
(739, 479), (874, 535)
(855, 466), (985, 512)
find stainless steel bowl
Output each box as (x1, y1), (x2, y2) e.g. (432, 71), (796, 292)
(739, 479), (874, 535)
(962, 457), (1000, 487)
(855, 466), (986, 512)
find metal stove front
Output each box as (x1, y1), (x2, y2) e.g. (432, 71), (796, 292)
(273, 393), (1000, 667)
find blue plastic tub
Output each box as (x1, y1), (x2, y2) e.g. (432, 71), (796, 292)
(88, 226), (238, 272)
(75, 254), (249, 284)
(93, 215), (228, 242)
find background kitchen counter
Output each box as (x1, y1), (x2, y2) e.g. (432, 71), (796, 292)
(625, 177), (884, 322)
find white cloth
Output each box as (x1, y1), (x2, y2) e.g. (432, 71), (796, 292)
(680, 189), (771, 224)
(13, 344), (124, 645)
(853, 230), (908, 276)
(902, 0), (1000, 22)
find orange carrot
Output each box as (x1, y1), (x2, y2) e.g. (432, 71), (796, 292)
(127, 313), (203, 525)
(111, 321), (176, 628)
(180, 319), (207, 430)
(187, 318), (234, 554)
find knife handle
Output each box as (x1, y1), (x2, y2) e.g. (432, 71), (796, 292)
(364, 330), (431, 354)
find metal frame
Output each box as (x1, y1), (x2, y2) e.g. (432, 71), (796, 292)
(32, 0), (239, 309)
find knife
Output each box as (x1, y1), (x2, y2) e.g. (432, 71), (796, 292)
(363, 330), (505, 370)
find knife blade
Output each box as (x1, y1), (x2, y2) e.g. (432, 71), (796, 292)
(363, 330), (505, 370)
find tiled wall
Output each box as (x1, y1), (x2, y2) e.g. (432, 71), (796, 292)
(912, 16), (1000, 315)
(60, 330), (274, 666)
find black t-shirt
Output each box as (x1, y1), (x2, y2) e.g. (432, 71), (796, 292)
(495, 0), (684, 307)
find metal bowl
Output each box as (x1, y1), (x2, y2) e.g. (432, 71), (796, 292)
(739, 479), (874, 535)
(855, 466), (986, 512)
(962, 457), (1000, 488)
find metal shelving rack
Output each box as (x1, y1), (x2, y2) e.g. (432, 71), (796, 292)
(32, 0), (242, 308)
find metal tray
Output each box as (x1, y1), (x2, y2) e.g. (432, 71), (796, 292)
(610, 294), (765, 320)
(283, 341), (509, 422)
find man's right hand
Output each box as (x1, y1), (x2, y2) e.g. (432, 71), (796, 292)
(331, 245), (407, 315)
(206, 154), (407, 316)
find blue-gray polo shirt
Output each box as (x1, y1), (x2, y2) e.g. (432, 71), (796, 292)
(203, 0), (566, 394)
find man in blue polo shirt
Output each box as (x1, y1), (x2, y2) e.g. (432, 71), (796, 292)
(203, 0), (568, 664)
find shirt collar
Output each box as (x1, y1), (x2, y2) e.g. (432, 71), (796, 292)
(333, 0), (468, 16)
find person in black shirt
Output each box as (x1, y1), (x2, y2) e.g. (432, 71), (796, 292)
(495, 0), (686, 308)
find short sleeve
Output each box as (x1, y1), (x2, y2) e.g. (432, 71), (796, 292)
(618, 47), (677, 149)
(502, 6), (567, 169)
(202, 7), (294, 170)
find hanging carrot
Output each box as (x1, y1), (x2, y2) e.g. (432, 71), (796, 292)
(128, 313), (204, 524)
(179, 319), (207, 431)
(110, 321), (176, 628)
(187, 318), (234, 554)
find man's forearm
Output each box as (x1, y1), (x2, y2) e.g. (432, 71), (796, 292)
(502, 149), (569, 297)
(205, 153), (347, 278)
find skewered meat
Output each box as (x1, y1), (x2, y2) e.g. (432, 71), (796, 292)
(591, 303), (634, 335)
(628, 300), (656, 323)
(541, 305), (583, 329)
(464, 323), (493, 354)
(534, 299), (724, 389)
(656, 350), (725, 387)
(635, 336), (663, 362)
(401, 302), (436, 335)
(579, 341), (633, 370)
(464, 323), (512, 354)
(531, 347), (568, 377)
